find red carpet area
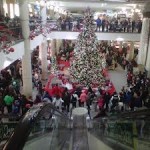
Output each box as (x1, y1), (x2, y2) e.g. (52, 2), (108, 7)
(45, 61), (116, 96)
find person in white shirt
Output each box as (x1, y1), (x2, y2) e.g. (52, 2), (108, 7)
(52, 95), (64, 111)
(71, 92), (79, 108)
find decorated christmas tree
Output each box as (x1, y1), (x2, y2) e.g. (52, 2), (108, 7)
(70, 8), (106, 86)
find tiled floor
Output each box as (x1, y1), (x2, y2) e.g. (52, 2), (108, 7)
(108, 65), (127, 93)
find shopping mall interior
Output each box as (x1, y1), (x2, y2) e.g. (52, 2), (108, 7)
(0, 0), (150, 150)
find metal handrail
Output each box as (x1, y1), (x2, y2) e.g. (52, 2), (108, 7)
(3, 103), (70, 150)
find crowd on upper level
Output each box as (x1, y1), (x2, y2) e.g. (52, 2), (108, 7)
(56, 14), (142, 33)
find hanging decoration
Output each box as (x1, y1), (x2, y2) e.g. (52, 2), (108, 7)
(0, 40), (16, 54)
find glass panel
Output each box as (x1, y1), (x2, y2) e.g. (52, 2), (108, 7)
(23, 108), (71, 150)
(91, 118), (150, 150)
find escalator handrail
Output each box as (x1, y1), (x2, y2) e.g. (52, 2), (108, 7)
(3, 103), (70, 150)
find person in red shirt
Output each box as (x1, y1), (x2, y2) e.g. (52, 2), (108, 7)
(79, 90), (87, 107)
(51, 84), (62, 97)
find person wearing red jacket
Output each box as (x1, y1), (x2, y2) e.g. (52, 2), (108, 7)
(79, 90), (87, 107)
(51, 84), (62, 97)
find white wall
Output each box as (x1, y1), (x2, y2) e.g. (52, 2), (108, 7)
(49, 31), (141, 41)
(0, 41), (24, 70)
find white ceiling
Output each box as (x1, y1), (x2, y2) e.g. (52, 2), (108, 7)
(30, 0), (147, 13)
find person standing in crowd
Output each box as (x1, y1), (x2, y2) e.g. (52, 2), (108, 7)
(34, 94), (41, 104)
(42, 91), (52, 102)
(37, 80), (43, 95)
(12, 77), (20, 94)
(110, 92), (120, 111)
(96, 16), (101, 32)
(53, 95), (64, 110)
(97, 95), (104, 111)
(12, 96), (21, 115)
(71, 91), (78, 108)
(137, 20), (142, 33)
(51, 84), (62, 98)
(4, 13), (10, 23)
(132, 20), (136, 32)
(21, 95), (32, 115)
(102, 17), (106, 32)
(79, 90), (87, 107)
(127, 71), (133, 87)
(62, 88), (71, 112)
(103, 91), (111, 111)
(4, 93), (14, 113)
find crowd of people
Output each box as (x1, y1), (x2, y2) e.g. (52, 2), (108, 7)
(55, 14), (142, 33)
(95, 16), (142, 33)
(57, 40), (75, 61)
(41, 41), (150, 116)
(0, 57), (44, 116)
(0, 40), (149, 120)
(0, 14), (22, 38)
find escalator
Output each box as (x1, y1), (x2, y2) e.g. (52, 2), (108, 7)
(3, 103), (72, 150)
(2, 104), (150, 150)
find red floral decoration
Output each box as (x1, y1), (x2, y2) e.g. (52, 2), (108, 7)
(9, 47), (14, 52)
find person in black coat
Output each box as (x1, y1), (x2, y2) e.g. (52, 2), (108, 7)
(103, 91), (111, 111)
(62, 88), (71, 112)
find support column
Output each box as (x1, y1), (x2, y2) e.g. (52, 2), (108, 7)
(51, 39), (56, 57)
(56, 39), (62, 55)
(107, 41), (111, 46)
(119, 41), (123, 50)
(6, 0), (15, 18)
(40, 3), (47, 80)
(128, 42), (135, 61)
(19, 0), (32, 97)
(138, 3), (150, 65)
(39, 42), (47, 80)
(145, 39), (150, 77)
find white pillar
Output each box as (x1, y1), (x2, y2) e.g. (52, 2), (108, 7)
(50, 9), (55, 19)
(119, 41), (123, 50)
(40, 4), (47, 80)
(138, 18), (150, 65)
(19, 0), (32, 97)
(39, 42), (47, 80)
(56, 39), (62, 55)
(129, 42), (135, 61)
(41, 4), (47, 25)
(107, 41), (111, 46)
(51, 39), (56, 57)
(145, 38), (150, 77)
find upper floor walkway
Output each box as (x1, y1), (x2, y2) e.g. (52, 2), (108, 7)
(0, 31), (141, 70)
(50, 31), (140, 41)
